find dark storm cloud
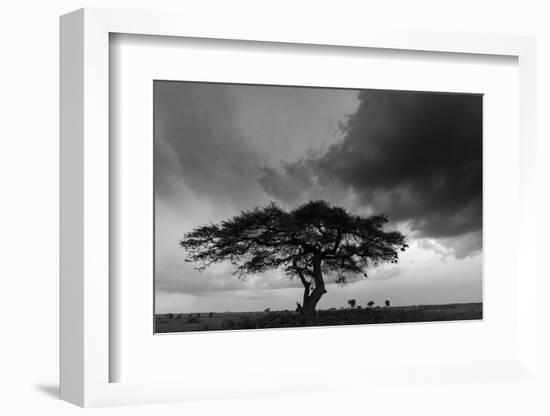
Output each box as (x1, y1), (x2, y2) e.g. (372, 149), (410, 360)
(259, 89), (482, 251)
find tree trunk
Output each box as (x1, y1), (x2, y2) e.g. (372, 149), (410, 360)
(297, 255), (327, 315)
(301, 286), (327, 315)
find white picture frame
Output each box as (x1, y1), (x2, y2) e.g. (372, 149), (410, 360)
(60, 7), (538, 408)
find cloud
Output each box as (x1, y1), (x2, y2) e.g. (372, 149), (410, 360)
(156, 257), (378, 295)
(153, 83), (482, 307)
(257, 160), (316, 204)
(154, 81), (264, 209)
(153, 82), (361, 297)
(259, 89), (483, 256)
(370, 266), (402, 281)
(439, 230), (482, 259)
(156, 260), (306, 295)
(154, 81), (358, 210)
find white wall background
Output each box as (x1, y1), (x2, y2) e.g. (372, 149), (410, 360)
(0, 1), (548, 415)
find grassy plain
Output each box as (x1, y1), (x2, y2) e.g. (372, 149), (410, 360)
(155, 302), (482, 333)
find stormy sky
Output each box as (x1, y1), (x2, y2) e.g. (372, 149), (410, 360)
(154, 81), (482, 313)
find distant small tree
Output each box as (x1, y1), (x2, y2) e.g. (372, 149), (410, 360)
(348, 299), (356, 309)
(385, 300), (390, 307)
(180, 200), (407, 315)
(367, 301), (375, 308)
(264, 307), (271, 313)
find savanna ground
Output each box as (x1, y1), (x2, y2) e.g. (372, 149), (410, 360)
(155, 302), (482, 333)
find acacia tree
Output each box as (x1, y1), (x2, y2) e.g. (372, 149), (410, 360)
(180, 200), (407, 315)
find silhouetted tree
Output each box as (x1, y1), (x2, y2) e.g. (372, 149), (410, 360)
(367, 301), (375, 308)
(385, 300), (390, 307)
(180, 201), (407, 315)
(348, 299), (356, 309)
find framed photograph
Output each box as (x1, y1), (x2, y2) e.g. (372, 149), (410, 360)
(153, 81), (483, 334)
(60, 8), (538, 408)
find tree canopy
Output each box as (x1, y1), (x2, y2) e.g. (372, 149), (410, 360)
(180, 200), (407, 313)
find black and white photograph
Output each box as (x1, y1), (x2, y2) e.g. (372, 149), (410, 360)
(154, 81), (483, 333)
(2, 0), (546, 413)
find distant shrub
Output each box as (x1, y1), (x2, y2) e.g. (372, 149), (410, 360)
(385, 300), (390, 307)
(209, 312), (213, 317)
(186, 316), (199, 324)
(367, 301), (375, 308)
